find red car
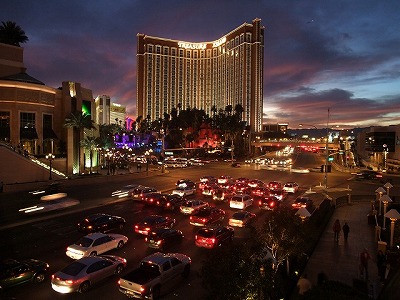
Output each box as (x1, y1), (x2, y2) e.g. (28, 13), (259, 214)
(189, 207), (225, 226)
(251, 187), (270, 198)
(142, 192), (164, 206)
(195, 226), (234, 249)
(134, 215), (175, 235)
(268, 181), (283, 191)
(258, 196), (281, 210)
(291, 197), (314, 210)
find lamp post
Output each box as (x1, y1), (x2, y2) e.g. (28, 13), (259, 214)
(384, 209), (400, 248)
(106, 152), (112, 175)
(384, 182), (393, 197)
(375, 187), (386, 215)
(161, 129), (165, 173)
(46, 153), (55, 180)
(383, 144), (388, 172)
(324, 108), (330, 189)
(296, 207), (311, 222)
(380, 195), (392, 230)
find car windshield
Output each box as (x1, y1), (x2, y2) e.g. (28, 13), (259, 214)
(140, 262), (161, 276)
(61, 261), (86, 276)
(195, 209), (211, 217)
(232, 212), (246, 220)
(75, 237), (94, 248)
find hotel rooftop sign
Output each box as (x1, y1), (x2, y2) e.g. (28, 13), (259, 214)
(178, 36), (226, 50)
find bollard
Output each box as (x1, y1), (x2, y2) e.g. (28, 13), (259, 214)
(347, 193), (352, 204)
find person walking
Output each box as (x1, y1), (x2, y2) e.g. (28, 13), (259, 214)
(342, 222), (350, 242)
(377, 250), (387, 281)
(333, 219), (341, 242)
(359, 248), (371, 280)
(297, 273), (312, 296)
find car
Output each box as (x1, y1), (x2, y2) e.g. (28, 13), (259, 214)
(356, 170), (383, 180)
(142, 192), (165, 206)
(51, 255), (127, 294)
(291, 167), (310, 174)
(235, 177), (250, 184)
(156, 194), (186, 211)
(66, 232), (128, 259)
(134, 215), (176, 235)
(28, 182), (61, 198)
(233, 183), (252, 195)
(201, 183), (220, 197)
(172, 185), (196, 197)
(195, 226), (234, 249)
(283, 182), (299, 194)
(217, 175), (234, 185)
(292, 197), (314, 210)
(144, 228), (184, 250)
(247, 179), (265, 188)
(0, 258), (49, 290)
(267, 181), (283, 191)
(176, 179), (196, 188)
(179, 199), (209, 215)
(269, 189), (287, 201)
(229, 194), (253, 210)
(198, 176), (217, 190)
(189, 207), (225, 226)
(212, 188), (234, 202)
(111, 184), (142, 198)
(132, 186), (158, 200)
(250, 186), (270, 198)
(18, 193), (80, 215)
(258, 196), (281, 210)
(77, 213), (126, 233)
(228, 210), (256, 227)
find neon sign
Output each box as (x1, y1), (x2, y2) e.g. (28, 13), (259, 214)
(212, 37), (226, 48)
(178, 42), (206, 50)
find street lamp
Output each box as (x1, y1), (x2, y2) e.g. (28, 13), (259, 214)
(296, 207), (311, 222)
(384, 209), (400, 248)
(384, 182), (393, 197)
(375, 187), (386, 215)
(380, 195), (393, 230)
(324, 109), (330, 188)
(46, 153), (55, 180)
(383, 144), (388, 171)
(161, 129), (165, 173)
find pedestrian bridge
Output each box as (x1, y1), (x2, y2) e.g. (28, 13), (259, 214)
(252, 139), (340, 151)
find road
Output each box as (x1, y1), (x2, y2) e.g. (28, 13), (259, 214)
(0, 152), (396, 299)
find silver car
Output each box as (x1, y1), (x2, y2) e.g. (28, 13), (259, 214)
(51, 255), (127, 294)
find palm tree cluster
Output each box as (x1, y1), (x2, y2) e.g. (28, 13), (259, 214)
(0, 21), (29, 46)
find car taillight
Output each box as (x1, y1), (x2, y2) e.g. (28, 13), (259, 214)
(211, 238), (216, 244)
(166, 203), (170, 207)
(190, 216), (193, 220)
(118, 279), (120, 285)
(65, 279), (74, 284)
(51, 274), (55, 279)
(145, 237), (148, 241)
(270, 201), (275, 207)
(259, 200), (262, 205)
(87, 225), (92, 229)
(145, 227), (150, 231)
(135, 225), (139, 229)
(202, 218), (206, 223)
(140, 286), (146, 294)
(195, 235), (198, 239)
(157, 240), (162, 245)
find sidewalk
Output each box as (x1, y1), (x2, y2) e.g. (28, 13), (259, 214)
(300, 202), (381, 298)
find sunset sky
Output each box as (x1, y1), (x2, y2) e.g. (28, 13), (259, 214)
(1, 0), (399, 129)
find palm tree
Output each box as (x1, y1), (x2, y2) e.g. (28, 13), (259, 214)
(0, 21), (28, 46)
(64, 111), (96, 174)
(80, 135), (99, 174)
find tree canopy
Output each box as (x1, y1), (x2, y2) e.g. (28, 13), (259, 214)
(0, 21), (28, 46)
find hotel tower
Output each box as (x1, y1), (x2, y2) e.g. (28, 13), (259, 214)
(136, 18), (264, 132)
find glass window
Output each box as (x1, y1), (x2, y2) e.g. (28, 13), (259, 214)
(20, 112), (35, 128)
(162, 261), (171, 271)
(170, 257), (181, 267)
(43, 114), (52, 129)
(0, 111), (10, 128)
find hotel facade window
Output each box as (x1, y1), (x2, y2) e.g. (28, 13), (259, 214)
(136, 18), (264, 132)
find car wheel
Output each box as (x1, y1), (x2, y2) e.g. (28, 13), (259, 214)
(117, 241), (125, 249)
(182, 264), (190, 278)
(89, 251), (97, 256)
(33, 272), (45, 284)
(79, 281), (90, 293)
(115, 264), (124, 275)
(152, 285), (161, 299)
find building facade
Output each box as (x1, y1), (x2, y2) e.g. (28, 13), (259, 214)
(137, 18), (264, 132)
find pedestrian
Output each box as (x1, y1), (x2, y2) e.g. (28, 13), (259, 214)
(377, 250), (387, 281)
(333, 219), (341, 242)
(297, 273), (312, 296)
(359, 248), (371, 280)
(342, 222), (350, 242)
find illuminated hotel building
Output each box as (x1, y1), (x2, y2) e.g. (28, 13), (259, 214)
(137, 18), (264, 132)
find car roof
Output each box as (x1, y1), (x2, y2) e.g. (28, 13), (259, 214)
(84, 232), (107, 239)
(142, 252), (177, 265)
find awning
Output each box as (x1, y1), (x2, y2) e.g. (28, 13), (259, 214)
(43, 128), (58, 140)
(20, 127), (38, 140)
(0, 127), (10, 139)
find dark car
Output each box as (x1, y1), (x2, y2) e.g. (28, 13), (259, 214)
(228, 210), (256, 227)
(292, 197), (314, 210)
(269, 189), (287, 201)
(77, 213), (126, 233)
(267, 181), (283, 191)
(156, 194), (186, 211)
(0, 258), (49, 290)
(356, 170), (383, 180)
(142, 192), (164, 207)
(144, 228), (184, 250)
(189, 207), (226, 226)
(258, 196), (281, 210)
(132, 186), (158, 201)
(251, 186), (270, 198)
(195, 226), (234, 249)
(134, 215), (176, 235)
(28, 182), (61, 198)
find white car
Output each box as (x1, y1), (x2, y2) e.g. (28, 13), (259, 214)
(229, 194), (253, 210)
(66, 232), (128, 260)
(111, 184), (142, 198)
(180, 199), (209, 215)
(283, 182), (299, 194)
(172, 186), (196, 197)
